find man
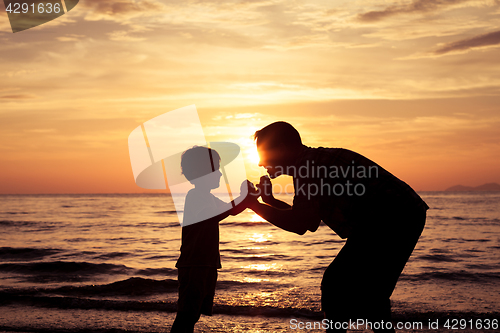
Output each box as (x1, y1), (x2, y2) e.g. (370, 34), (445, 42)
(247, 121), (428, 333)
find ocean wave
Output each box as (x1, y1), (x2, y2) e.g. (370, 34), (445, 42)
(75, 214), (110, 219)
(52, 277), (179, 296)
(65, 238), (90, 243)
(225, 254), (294, 262)
(155, 210), (180, 214)
(136, 267), (177, 276)
(223, 221), (268, 227)
(1, 277), (262, 298)
(0, 220), (38, 227)
(465, 264), (499, 270)
(0, 261), (133, 277)
(144, 255), (178, 260)
(441, 237), (492, 244)
(0, 286), (318, 318)
(0, 247), (62, 261)
(418, 254), (457, 262)
(0, 290), (498, 320)
(242, 270), (294, 277)
(400, 271), (500, 283)
(432, 215), (500, 225)
(2, 211), (30, 215)
(221, 249), (262, 254)
(93, 252), (131, 260)
(134, 221), (179, 228)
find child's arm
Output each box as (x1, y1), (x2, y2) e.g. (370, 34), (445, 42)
(211, 180), (259, 218)
(199, 186), (257, 224)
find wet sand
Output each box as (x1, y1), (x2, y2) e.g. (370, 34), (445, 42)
(1, 304), (497, 332)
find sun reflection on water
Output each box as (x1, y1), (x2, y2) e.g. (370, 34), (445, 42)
(241, 262), (282, 271)
(248, 232), (273, 243)
(240, 277), (271, 283)
(250, 214), (266, 222)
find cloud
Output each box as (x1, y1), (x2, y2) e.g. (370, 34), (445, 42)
(23, 128), (57, 133)
(434, 29), (500, 55)
(108, 30), (146, 41)
(56, 34), (86, 42)
(357, 0), (480, 22)
(399, 29), (500, 59)
(81, 0), (165, 22)
(0, 94), (37, 99)
(0, 69), (38, 77)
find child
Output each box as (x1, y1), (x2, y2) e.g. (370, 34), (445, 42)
(171, 146), (257, 333)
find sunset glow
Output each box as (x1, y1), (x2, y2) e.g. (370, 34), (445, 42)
(250, 213), (267, 223)
(1, 1), (499, 193)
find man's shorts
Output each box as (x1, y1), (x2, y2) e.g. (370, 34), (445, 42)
(177, 267), (218, 316)
(321, 209), (426, 317)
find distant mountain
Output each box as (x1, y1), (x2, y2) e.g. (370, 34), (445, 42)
(445, 183), (500, 192)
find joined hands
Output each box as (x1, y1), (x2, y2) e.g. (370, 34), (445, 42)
(240, 180), (260, 208)
(239, 176), (276, 209)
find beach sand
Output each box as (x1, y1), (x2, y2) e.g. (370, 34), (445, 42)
(1, 304), (497, 332)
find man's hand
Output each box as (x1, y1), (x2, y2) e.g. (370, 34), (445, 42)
(241, 180), (259, 207)
(256, 175), (274, 204)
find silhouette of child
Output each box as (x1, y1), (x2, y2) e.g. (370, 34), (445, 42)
(171, 146), (257, 333)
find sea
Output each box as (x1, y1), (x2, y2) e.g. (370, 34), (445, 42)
(0, 192), (499, 332)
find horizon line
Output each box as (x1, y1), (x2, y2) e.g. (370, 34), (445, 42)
(1, 190), (499, 195)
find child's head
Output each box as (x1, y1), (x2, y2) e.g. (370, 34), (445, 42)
(181, 146), (222, 189)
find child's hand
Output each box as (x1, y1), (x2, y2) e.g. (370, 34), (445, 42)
(240, 180), (259, 206)
(240, 179), (258, 195)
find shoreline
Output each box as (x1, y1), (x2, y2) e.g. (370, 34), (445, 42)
(1, 294), (498, 320)
(1, 305), (498, 333)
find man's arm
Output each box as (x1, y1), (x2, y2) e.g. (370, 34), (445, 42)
(262, 197), (291, 210)
(252, 175), (321, 234)
(248, 201), (320, 235)
(256, 175), (291, 209)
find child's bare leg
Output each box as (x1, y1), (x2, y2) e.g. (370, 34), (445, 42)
(170, 311), (201, 333)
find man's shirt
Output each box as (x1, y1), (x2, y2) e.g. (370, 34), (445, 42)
(292, 146), (429, 238)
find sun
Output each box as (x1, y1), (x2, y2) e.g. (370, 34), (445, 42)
(246, 147), (261, 165)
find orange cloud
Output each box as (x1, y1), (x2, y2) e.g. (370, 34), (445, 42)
(81, 0), (165, 21)
(357, 0), (478, 22)
(434, 30), (500, 55)
(0, 94), (37, 99)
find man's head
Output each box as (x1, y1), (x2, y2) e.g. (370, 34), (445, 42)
(254, 121), (303, 178)
(181, 146), (222, 189)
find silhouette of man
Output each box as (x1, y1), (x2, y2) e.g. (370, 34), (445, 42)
(247, 122), (428, 333)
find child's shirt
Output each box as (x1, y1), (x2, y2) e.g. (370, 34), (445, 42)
(176, 188), (228, 269)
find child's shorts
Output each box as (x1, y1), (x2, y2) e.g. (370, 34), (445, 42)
(177, 267), (218, 316)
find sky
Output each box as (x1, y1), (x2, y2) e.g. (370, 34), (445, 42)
(1, 0), (500, 193)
